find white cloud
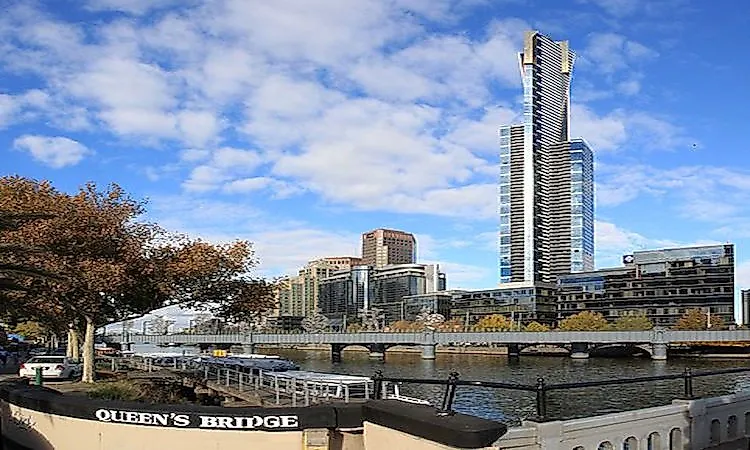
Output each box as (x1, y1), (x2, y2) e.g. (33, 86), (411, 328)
(596, 165), (750, 227)
(13, 135), (92, 168)
(85, 0), (185, 15)
(176, 110), (222, 147)
(223, 177), (302, 199)
(0, 94), (18, 128)
(581, 33), (658, 74)
(183, 147), (264, 192)
(571, 104), (690, 152)
(571, 104), (627, 150)
(579, 0), (643, 16)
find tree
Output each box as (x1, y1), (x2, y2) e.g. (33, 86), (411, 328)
(390, 320), (423, 331)
(475, 314), (513, 331)
(12, 321), (46, 341)
(558, 311), (610, 331)
(415, 307), (445, 330)
(346, 323), (363, 332)
(524, 321), (550, 332)
(209, 278), (278, 328)
(436, 319), (464, 332)
(301, 310), (330, 333)
(358, 308), (385, 331)
(0, 177), (269, 382)
(673, 309), (724, 331)
(612, 313), (653, 331)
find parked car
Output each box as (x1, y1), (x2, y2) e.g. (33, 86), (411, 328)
(19, 356), (82, 380)
(28, 347), (48, 356)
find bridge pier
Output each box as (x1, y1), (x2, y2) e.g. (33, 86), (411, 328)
(570, 342), (590, 359)
(368, 344), (386, 361)
(507, 344), (520, 361)
(242, 344), (256, 354)
(421, 344), (436, 360)
(331, 344), (344, 363)
(651, 342), (668, 360)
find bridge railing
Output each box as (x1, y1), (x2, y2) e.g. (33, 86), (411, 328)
(372, 366), (750, 422)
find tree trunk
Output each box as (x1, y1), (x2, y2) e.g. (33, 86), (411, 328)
(71, 329), (80, 361)
(66, 328), (74, 357)
(81, 317), (96, 383)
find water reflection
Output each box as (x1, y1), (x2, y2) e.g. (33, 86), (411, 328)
(268, 349), (750, 425)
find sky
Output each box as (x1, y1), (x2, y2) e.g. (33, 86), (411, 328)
(2, 0), (750, 327)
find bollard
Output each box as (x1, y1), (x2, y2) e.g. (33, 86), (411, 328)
(373, 370), (384, 399)
(683, 368), (694, 399)
(436, 372), (459, 416)
(34, 367), (43, 386)
(535, 377), (547, 421)
(110, 358), (116, 372)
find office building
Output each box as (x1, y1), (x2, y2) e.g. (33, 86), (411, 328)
(557, 244), (735, 327)
(498, 30), (594, 285)
(449, 285), (558, 326)
(319, 264), (446, 329)
(361, 229), (416, 268)
(278, 258), (359, 317)
(742, 289), (750, 326)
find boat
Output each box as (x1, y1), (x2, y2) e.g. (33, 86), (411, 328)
(228, 353), (280, 359)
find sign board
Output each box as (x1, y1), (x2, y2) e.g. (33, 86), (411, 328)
(95, 409), (299, 430)
(212, 350), (227, 357)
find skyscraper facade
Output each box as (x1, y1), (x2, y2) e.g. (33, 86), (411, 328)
(361, 228), (416, 268)
(498, 30), (594, 285)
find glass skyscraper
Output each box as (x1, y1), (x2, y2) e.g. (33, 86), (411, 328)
(498, 30), (595, 285)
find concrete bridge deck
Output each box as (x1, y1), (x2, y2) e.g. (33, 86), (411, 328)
(104, 329), (750, 360)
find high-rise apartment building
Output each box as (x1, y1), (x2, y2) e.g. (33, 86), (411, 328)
(742, 289), (750, 326)
(498, 30), (594, 285)
(361, 229), (416, 268)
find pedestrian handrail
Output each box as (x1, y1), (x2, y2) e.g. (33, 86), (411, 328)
(98, 356), (370, 407)
(372, 366), (750, 421)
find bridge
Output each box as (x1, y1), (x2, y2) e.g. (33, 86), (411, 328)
(104, 329), (750, 361)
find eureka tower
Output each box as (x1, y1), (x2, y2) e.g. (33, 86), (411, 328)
(498, 31), (595, 285)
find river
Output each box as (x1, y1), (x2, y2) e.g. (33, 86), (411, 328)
(263, 349), (750, 425)
(131, 345), (750, 425)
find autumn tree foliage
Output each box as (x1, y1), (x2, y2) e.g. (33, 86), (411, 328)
(524, 321), (550, 332)
(0, 176), (274, 382)
(612, 313), (654, 331)
(673, 309), (724, 330)
(437, 319), (464, 332)
(389, 320), (423, 331)
(557, 311), (609, 331)
(475, 314), (513, 331)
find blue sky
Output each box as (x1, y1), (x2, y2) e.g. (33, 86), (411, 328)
(2, 0), (750, 326)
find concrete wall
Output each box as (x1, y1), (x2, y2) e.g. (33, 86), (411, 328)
(495, 390), (750, 450)
(0, 382), (506, 450)
(1, 402), (306, 450)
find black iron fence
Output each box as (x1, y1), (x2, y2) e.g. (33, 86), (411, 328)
(372, 367), (750, 421)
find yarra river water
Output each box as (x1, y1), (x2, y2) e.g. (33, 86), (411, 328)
(266, 349), (750, 425)
(133, 345), (750, 425)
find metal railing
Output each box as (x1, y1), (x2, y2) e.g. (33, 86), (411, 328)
(98, 356), (371, 406)
(372, 367), (750, 421)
